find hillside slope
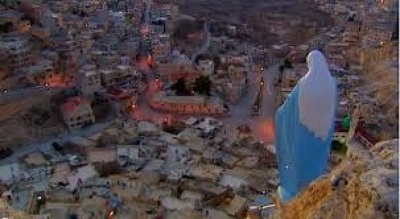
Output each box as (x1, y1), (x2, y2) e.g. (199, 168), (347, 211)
(276, 139), (399, 219)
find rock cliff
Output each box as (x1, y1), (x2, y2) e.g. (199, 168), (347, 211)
(275, 139), (398, 219)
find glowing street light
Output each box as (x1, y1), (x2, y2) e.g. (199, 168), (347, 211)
(108, 211), (115, 219)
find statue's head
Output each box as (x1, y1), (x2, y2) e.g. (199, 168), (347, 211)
(306, 50), (329, 74)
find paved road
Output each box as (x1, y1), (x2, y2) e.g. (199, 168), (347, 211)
(191, 21), (210, 63)
(0, 86), (55, 106)
(0, 120), (113, 166)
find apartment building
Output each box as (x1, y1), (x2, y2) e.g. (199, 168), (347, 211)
(61, 97), (95, 129)
(0, 35), (34, 70)
(100, 65), (135, 87)
(78, 64), (102, 97)
(18, 59), (57, 85)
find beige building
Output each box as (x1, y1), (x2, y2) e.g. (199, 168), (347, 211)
(150, 92), (227, 115)
(157, 63), (201, 83)
(100, 65), (135, 87)
(359, 42), (393, 67)
(61, 97), (95, 129)
(78, 64), (102, 97)
(227, 64), (247, 80)
(216, 76), (247, 104)
(198, 60), (215, 75)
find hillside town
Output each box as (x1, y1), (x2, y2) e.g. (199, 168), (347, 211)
(0, 0), (398, 218)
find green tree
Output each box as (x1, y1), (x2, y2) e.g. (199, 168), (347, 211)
(342, 115), (352, 131)
(170, 77), (189, 96)
(193, 75), (212, 96)
(0, 22), (12, 33)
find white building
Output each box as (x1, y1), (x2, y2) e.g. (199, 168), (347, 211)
(198, 60), (215, 75)
(0, 163), (22, 185)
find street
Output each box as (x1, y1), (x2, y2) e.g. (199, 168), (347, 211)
(190, 21), (211, 63)
(0, 120), (113, 166)
(0, 86), (54, 106)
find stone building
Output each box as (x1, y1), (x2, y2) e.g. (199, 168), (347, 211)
(100, 65), (135, 88)
(0, 35), (34, 70)
(78, 64), (102, 98)
(61, 97), (95, 129)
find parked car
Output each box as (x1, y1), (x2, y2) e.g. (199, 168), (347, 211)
(0, 148), (13, 159)
(52, 142), (64, 153)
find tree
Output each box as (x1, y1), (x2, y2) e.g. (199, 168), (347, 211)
(193, 75), (212, 96)
(283, 59), (293, 68)
(0, 22), (12, 33)
(170, 77), (189, 96)
(278, 65), (285, 74)
(342, 115), (352, 131)
(21, 14), (35, 24)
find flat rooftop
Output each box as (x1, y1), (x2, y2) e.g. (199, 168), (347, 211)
(152, 92), (223, 106)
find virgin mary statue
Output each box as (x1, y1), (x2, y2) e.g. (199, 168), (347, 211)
(275, 50), (337, 202)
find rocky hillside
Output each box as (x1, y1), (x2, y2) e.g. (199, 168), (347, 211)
(275, 139), (399, 219)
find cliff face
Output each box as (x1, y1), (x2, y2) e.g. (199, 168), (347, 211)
(276, 139), (399, 219)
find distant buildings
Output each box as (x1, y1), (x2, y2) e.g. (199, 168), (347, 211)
(61, 97), (95, 129)
(0, 34), (34, 70)
(18, 59), (55, 86)
(157, 63), (201, 84)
